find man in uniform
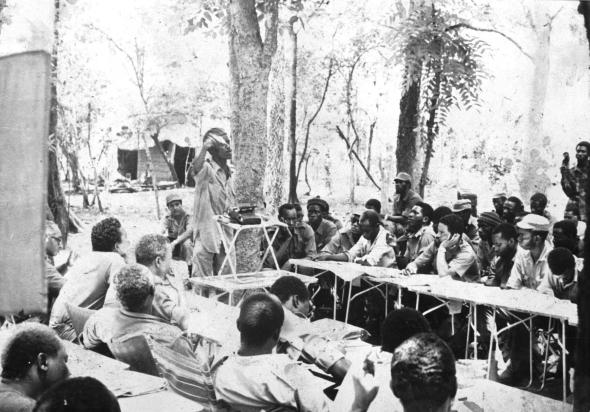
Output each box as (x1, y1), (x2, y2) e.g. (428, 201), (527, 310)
(162, 193), (192, 266)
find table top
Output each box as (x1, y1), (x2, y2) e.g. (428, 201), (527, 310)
(215, 215), (287, 230)
(188, 270), (317, 292)
(289, 258), (400, 282)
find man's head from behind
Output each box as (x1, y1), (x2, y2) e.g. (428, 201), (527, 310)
(237, 293), (284, 353)
(547, 247), (576, 285)
(390, 333), (457, 412)
(553, 220), (578, 253)
(270, 276), (313, 319)
(278, 203), (298, 228)
(381, 308), (431, 354)
(135, 234), (172, 278)
(365, 199), (382, 214)
(91, 217), (128, 256)
(33, 377), (120, 412)
(1, 324), (69, 398)
(115, 264), (155, 313)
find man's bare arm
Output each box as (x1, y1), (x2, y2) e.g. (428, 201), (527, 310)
(191, 139), (215, 177)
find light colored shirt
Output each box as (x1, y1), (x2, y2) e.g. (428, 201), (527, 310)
(82, 307), (192, 356)
(404, 224), (435, 261)
(322, 229), (357, 254)
(346, 226), (396, 268)
(308, 219), (338, 252)
(161, 212), (191, 240)
(506, 242), (553, 290)
(436, 240), (479, 282)
(49, 252), (125, 341)
(192, 158), (235, 254)
(45, 255), (65, 300)
(0, 383), (35, 412)
(213, 353), (329, 412)
(265, 224), (316, 268)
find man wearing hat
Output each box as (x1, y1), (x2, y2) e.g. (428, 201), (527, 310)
(452, 199), (479, 246)
(163, 193), (193, 266)
(306, 198), (337, 252)
(386, 172), (423, 224)
(476, 212), (502, 273)
(496, 214), (552, 385)
(321, 210), (363, 255)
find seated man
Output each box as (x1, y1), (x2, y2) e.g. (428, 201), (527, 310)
(389, 333), (457, 412)
(83, 263), (191, 356)
(307, 198), (338, 251)
(564, 199), (586, 239)
(33, 377), (120, 412)
(400, 202), (436, 268)
(270, 276), (351, 380)
(484, 223), (518, 287)
(365, 199), (395, 235)
(0, 324), (70, 411)
(50, 217), (128, 341)
(492, 192), (507, 218)
(539, 247), (578, 302)
(265, 203), (316, 269)
(435, 214), (479, 282)
(321, 211), (362, 255)
(530, 192), (553, 222)
(105, 234), (188, 328)
(502, 196), (527, 225)
(452, 199), (479, 246)
(162, 193), (193, 266)
(385, 172), (423, 225)
(316, 197), (343, 230)
(315, 210), (396, 267)
(293, 203), (305, 224)
(476, 212), (502, 273)
(213, 293), (329, 411)
(45, 221), (66, 303)
(552, 219), (580, 256)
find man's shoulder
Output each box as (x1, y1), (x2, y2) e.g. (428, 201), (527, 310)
(0, 387), (35, 412)
(296, 222), (314, 235)
(320, 219), (337, 231)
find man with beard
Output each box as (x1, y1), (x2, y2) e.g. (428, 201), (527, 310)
(484, 223), (518, 288)
(561, 141), (590, 222)
(163, 193), (192, 266)
(306, 198), (337, 252)
(316, 210), (395, 267)
(321, 211), (363, 254)
(399, 202), (435, 269)
(265, 203), (316, 269)
(476, 212), (502, 273)
(502, 196), (526, 225)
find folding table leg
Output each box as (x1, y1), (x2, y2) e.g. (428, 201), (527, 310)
(465, 305), (471, 360)
(345, 282), (353, 324)
(333, 273), (337, 320)
(562, 319), (567, 403)
(487, 307), (497, 380)
(540, 318), (552, 391)
(528, 318), (533, 387)
(474, 304), (478, 361)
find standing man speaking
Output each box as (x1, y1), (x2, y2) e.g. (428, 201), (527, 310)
(190, 128), (235, 277)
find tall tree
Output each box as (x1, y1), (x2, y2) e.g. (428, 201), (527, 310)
(576, 4), (590, 411)
(228, 0), (279, 271)
(47, 0), (69, 241)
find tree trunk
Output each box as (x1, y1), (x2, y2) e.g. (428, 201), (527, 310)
(47, 0), (68, 242)
(141, 132), (161, 219)
(575, 4), (590, 411)
(264, 25), (286, 215)
(285, 18), (298, 203)
(395, 74), (422, 183)
(151, 132), (179, 185)
(518, 5), (556, 200)
(418, 65), (441, 197)
(227, 0), (278, 273)
(366, 121), (376, 175)
(303, 154), (312, 195)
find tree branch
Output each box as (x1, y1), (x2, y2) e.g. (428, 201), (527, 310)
(336, 125), (381, 190)
(295, 57), (334, 181)
(445, 23), (533, 61)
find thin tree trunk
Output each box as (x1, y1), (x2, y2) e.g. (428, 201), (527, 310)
(86, 103), (103, 213)
(47, 0), (68, 242)
(366, 120), (376, 174)
(418, 64), (441, 197)
(227, 0), (278, 273)
(575, 4), (590, 411)
(141, 133), (161, 219)
(285, 18), (298, 203)
(303, 154), (312, 195)
(395, 75), (421, 182)
(151, 132), (179, 184)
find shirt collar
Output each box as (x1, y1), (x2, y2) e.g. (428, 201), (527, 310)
(119, 307), (163, 322)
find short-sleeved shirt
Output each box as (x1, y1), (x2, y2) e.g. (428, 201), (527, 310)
(308, 219), (337, 252)
(404, 225), (436, 261)
(506, 242), (553, 290)
(213, 353), (329, 412)
(346, 226), (396, 268)
(322, 230), (357, 254)
(49, 252), (125, 341)
(436, 240), (479, 282)
(82, 307), (191, 356)
(393, 189), (422, 217)
(0, 383), (35, 412)
(162, 212), (191, 240)
(265, 224), (316, 268)
(192, 158), (235, 254)
(487, 251), (516, 288)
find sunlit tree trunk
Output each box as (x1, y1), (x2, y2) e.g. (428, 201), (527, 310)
(285, 17), (298, 203)
(227, 0), (278, 272)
